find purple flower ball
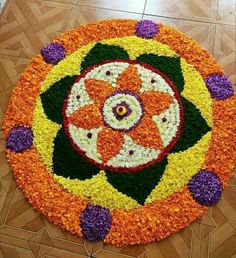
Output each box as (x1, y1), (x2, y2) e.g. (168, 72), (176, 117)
(205, 74), (234, 100)
(80, 204), (111, 242)
(6, 126), (33, 152)
(135, 20), (158, 39)
(188, 170), (222, 206)
(41, 42), (66, 65)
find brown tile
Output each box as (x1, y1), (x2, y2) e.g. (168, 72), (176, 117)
(0, 87), (14, 130)
(51, 238), (87, 255)
(191, 231), (202, 258)
(0, 243), (34, 258)
(144, 243), (165, 258)
(200, 233), (211, 258)
(69, 5), (142, 28)
(0, 174), (16, 227)
(210, 235), (236, 258)
(0, 54), (29, 92)
(201, 224), (215, 239)
(43, 218), (84, 244)
(0, 138), (5, 153)
(29, 242), (52, 258)
(217, 0), (236, 25)
(0, 225), (35, 240)
(0, 0), (75, 58)
(6, 188), (45, 232)
(211, 205), (228, 227)
(102, 243), (124, 257)
(45, 247), (87, 258)
(78, 0), (146, 13)
(144, 0), (218, 22)
(218, 187), (236, 229)
(143, 16), (216, 54)
(121, 245), (145, 257)
(214, 24), (236, 86)
(0, 233), (31, 250)
(156, 237), (183, 258)
(169, 233), (190, 258)
(95, 249), (134, 258)
(84, 240), (102, 256)
(180, 227), (192, 249)
(210, 221), (235, 252)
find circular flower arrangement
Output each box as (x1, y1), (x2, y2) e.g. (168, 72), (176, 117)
(3, 19), (236, 246)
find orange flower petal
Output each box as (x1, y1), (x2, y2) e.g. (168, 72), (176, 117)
(140, 91), (173, 116)
(97, 127), (124, 163)
(116, 65), (142, 94)
(68, 104), (103, 129)
(85, 79), (115, 105)
(128, 116), (163, 150)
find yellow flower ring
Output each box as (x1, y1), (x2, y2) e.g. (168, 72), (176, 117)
(3, 19), (236, 246)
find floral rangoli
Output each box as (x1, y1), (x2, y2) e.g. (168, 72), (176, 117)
(3, 19), (236, 246)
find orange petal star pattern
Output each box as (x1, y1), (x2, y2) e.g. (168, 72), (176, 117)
(116, 65), (142, 94)
(97, 127), (124, 163)
(140, 91), (173, 116)
(68, 104), (103, 129)
(85, 78), (115, 105)
(128, 115), (163, 150)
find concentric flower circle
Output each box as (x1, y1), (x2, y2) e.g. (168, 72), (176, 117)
(63, 60), (183, 172)
(3, 19), (236, 246)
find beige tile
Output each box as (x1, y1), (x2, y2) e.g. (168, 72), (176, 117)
(0, 0), (75, 58)
(78, 0), (146, 13)
(69, 5), (141, 28)
(144, 0), (218, 22)
(217, 0), (236, 25)
(144, 15), (216, 54)
(0, 54), (29, 92)
(214, 24), (236, 86)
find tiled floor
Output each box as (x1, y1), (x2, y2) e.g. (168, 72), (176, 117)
(0, 0), (236, 257)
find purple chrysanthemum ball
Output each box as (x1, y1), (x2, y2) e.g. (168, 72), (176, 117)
(80, 204), (111, 242)
(205, 74), (234, 100)
(6, 126), (33, 152)
(135, 20), (158, 39)
(188, 170), (222, 206)
(41, 42), (66, 64)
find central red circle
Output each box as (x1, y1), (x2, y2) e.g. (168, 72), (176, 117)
(63, 60), (184, 173)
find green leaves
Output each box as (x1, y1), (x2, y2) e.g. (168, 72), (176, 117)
(136, 54), (185, 93)
(81, 43), (130, 72)
(40, 75), (77, 124)
(41, 43), (210, 203)
(53, 128), (100, 180)
(171, 97), (211, 153)
(105, 158), (168, 205)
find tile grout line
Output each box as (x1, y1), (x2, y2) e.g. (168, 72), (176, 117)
(142, 0), (147, 19)
(213, 0), (220, 57)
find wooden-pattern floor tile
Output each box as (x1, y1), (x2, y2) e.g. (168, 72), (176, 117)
(144, 0), (218, 22)
(69, 5), (142, 27)
(78, 0), (146, 13)
(217, 0), (236, 25)
(0, 54), (29, 92)
(0, 0), (75, 58)
(214, 24), (236, 86)
(0, 243), (34, 258)
(143, 16), (216, 54)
